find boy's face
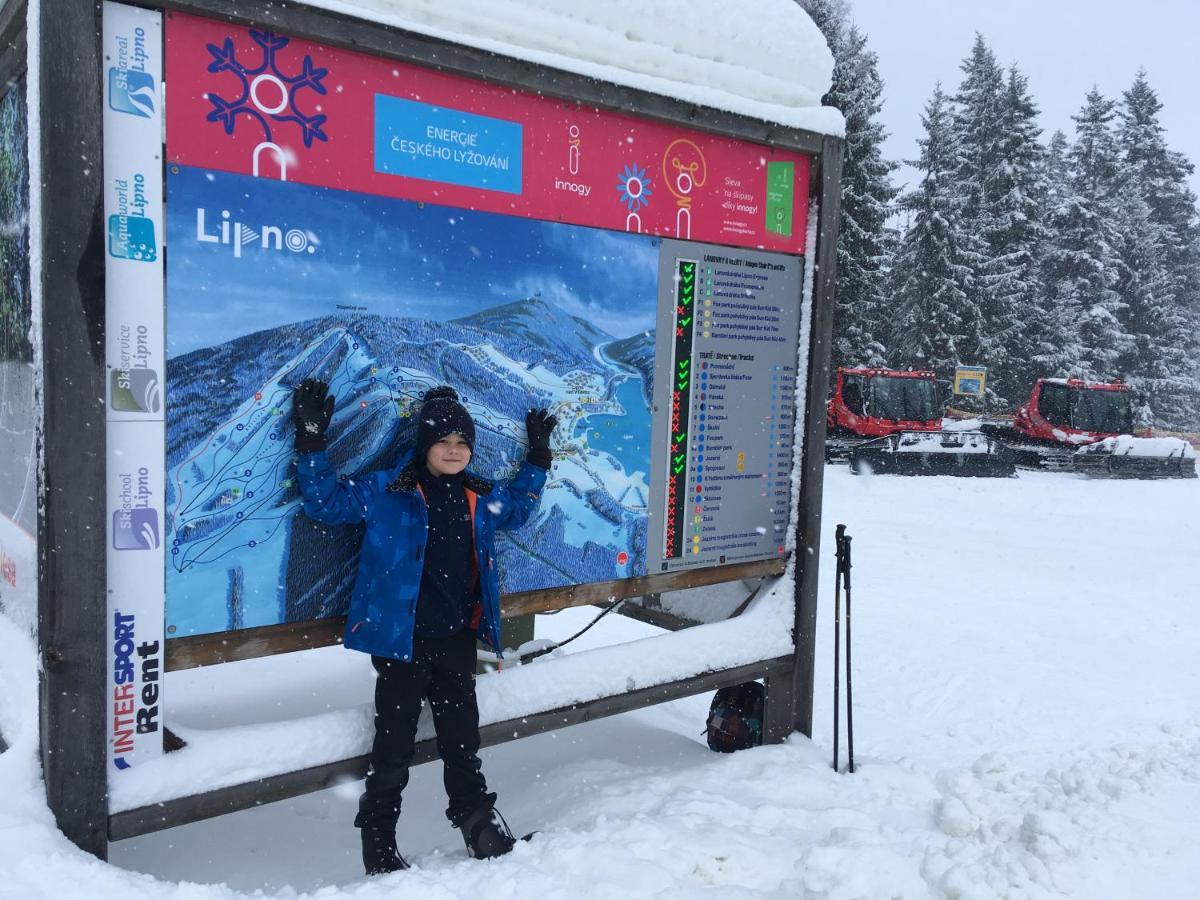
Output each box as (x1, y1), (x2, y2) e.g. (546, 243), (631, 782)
(426, 433), (472, 476)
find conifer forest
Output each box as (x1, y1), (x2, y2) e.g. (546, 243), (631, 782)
(802, 0), (1200, 430)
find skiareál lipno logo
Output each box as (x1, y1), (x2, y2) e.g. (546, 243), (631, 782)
(108, 25), (156, 118)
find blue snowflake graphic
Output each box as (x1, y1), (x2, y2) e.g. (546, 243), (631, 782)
(616, 164), (653, 212)
(205, 30), (329, 148)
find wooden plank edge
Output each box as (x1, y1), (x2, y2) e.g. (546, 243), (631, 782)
(166, 559), (786, 671)
(110, 654), (793, 840)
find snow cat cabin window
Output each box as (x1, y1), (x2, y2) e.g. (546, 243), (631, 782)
(868, 376), (938, 422)
(842, 375), (866, 415)
(1038, 382), (1072, 428)
(1072, 388), (1133, 434)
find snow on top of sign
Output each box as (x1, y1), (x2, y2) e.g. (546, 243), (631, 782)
(295, 0), (844, 135)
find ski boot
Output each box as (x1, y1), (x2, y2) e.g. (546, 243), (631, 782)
(459, 804), (517, 859)
(360, 822), (410, 875)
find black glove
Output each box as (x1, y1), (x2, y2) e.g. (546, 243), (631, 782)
(525, 408), (557, 469)
(293, 378), (334, 453)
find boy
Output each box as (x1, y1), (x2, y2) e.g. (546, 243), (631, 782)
(292, 379), (556, 874)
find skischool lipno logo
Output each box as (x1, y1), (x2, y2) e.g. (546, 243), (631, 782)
(112, 467), (161, 550)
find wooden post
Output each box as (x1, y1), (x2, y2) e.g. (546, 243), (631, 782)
(787, 135), (843, 739)
(35, 0), (110, 860)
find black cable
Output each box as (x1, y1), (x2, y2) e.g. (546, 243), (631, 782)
(519, 597), (628, 664)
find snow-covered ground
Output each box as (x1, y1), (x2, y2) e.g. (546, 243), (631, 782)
(2, 466), (1199, 898)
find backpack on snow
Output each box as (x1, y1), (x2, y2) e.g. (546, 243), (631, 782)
(705, 681), (764, 752)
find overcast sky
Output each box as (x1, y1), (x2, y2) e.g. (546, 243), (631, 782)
(847, 0), (1200, 199)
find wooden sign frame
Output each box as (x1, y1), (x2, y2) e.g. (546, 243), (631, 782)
(19, 0), (843, 859)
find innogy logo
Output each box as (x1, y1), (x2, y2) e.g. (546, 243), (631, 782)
(195, 207), (318, 259)
(108, 26), (155, 118)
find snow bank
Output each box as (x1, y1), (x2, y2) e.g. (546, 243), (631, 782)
(1078, 434), (1196, 458)
(297, 0), (843, 134)
(107, 577), (795, 812)
(942, 416), (983, 431)
(5, 470), (1200, 898)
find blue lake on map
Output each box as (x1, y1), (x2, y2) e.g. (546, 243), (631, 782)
(574, 374), (652, 480)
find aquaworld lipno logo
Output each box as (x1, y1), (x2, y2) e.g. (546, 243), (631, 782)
(108, 173), (157, 263)
(108, 24), (156, 118)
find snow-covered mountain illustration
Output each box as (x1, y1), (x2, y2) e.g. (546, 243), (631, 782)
(165, 298), (655, 636)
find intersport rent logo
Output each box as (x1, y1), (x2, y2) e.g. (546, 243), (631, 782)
(195, 207), (318, 259)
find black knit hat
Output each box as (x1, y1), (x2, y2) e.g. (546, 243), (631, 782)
(416, 386), (476, 459)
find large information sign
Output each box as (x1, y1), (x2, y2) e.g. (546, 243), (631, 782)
(159, 12), (812, 638)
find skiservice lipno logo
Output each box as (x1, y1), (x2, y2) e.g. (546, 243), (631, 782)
(111, 324), (161, 414)
(113, 468), (160, 551)
(108, 26), (156, 118)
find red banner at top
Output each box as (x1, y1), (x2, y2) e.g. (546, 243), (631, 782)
(165, 12), (810, 254)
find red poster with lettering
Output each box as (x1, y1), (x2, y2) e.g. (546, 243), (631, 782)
(165, 12), (809, 254)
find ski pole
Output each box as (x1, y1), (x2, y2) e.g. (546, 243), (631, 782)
(843, 529), (854, 774)
(833, 523), (845, 772)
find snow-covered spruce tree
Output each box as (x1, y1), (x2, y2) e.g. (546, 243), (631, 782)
(886, 86), (985, 378)
(1040, 90), (1128, 382)
(985, 65), (1061, 395)
(1115, 71), (1200, 427)
(1043, 130), (1071, 213)
(1032, 129), (1085, 377)
(800, 0), (897, 368)
(1113, 194), (1185, 403)
(950, 34), (1010, 404)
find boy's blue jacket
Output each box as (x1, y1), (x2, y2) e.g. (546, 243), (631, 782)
(296, 450), (547, 661)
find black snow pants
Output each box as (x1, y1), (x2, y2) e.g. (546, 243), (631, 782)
(354, 628), (493, 830)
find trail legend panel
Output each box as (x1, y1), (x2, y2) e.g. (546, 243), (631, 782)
(664, 258), (698, 559)
(649, 240), (803, 571)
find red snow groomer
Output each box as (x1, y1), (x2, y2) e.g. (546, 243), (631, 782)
(825, 367), (1013, 477)
(982, 378), (1196, 478)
